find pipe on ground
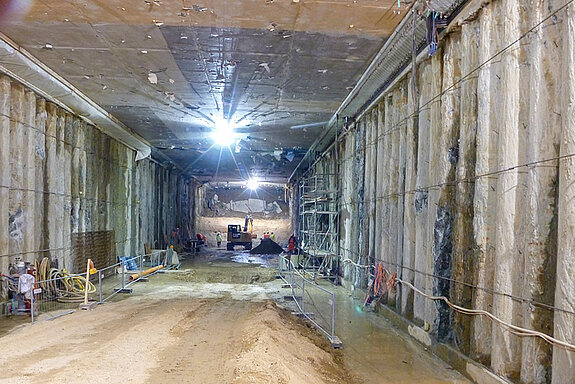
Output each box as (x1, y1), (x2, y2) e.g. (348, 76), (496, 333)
(129, 265), (163, 282)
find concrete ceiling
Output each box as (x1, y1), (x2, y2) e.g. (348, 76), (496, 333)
(0, 0), (411, 183)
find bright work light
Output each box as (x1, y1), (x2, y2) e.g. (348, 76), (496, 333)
(247, 178), (259, 191)
(211, 120), (235, 147)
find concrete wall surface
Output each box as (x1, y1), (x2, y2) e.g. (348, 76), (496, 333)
(0, 73), (191, 277)
(302, 1), (575, 383)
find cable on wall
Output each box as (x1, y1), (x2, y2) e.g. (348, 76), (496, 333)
(391, 269), (575, 352)
(356, 0), (575, 152)
(332, 149), (571, 212)
(339, 242), (575, 317)
(341, 255), (575, 352)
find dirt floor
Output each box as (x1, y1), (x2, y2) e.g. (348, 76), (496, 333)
(0, 248), (469, 384)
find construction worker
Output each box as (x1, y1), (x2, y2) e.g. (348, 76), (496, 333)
(287, 234), (297, 269)
(288, 234), (296, 253)
(270, 232), (276, 242)
(263, 231), (271, 240)
(196, 233), (208, 246)
(216, 232), (223, 247)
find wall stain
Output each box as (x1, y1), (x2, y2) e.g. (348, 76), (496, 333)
(8, 205), (24, 242)
(433, 204), (453, 342)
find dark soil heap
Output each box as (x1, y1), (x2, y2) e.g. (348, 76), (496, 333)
(250, 239), (284, 255)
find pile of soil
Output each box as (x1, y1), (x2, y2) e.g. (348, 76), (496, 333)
(250, 238), (284, 254)
(0, 297), (356, 384)
(232, 301), (355, 384)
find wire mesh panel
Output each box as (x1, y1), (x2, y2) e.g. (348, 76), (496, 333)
(71, 230), (116, 273)
(97, 262), (126, 303)
(278, 255), (341, 347)
(1, 250), (173, 326)
(34, 272), (97, 321)
(32, 253), (168, 321)
(101, 255), (146, 303)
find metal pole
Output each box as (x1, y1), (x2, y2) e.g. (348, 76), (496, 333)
(302, 278), (305, 314)
(98, 270), (103, 303)
(139, 254), (143, 279)
(121, 260), (125, 289)
(331, 292), (336, 338)
(290, 265), (295, 298)
(31, 293), (34, 324)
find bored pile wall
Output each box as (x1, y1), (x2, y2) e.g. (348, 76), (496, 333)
(306, 1), (574, 382)
(0, 73), (191, 278)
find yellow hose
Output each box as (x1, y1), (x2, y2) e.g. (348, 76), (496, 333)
(35, 257), (96, 303)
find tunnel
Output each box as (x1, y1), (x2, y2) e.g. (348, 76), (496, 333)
(0, 1), (574, 383)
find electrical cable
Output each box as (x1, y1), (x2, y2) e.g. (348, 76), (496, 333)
(343, 0), (575, 154)
(300, 0), (575, 353)
(340, 246), (575, 317)
(342, 253), (575, 351)
(342, 250), (575, 351)
(0, 274), (18, 293)
(387, 269), (575, 352)
(34, 257), (96, 303)
(0, 234), (140, 259)
(342, 258), (369, 269)
(310, 0), (575, 193)
(363, 263), (387, 307)
(331, 148), (572, 212)
(0, 246), (71, 259)
(0, 183), (145, 207)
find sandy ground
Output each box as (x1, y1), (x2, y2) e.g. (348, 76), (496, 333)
(0, 249), (469, 384)
(0, 298), (353, 384)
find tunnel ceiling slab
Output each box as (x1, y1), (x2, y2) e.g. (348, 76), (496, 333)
(0, 0), (411, 182)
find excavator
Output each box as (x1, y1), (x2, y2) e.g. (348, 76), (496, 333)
(227, 215), (256, 250)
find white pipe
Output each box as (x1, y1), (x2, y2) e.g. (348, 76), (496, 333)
(0, 33), (151, 160)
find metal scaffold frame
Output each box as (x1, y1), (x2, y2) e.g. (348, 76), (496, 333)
(297, 172), (339, 280)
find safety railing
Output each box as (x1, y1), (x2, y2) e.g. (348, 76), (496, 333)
(97, 252), (164, 304)
(1, 251), (171, 324)
(32, 271), (90, 322)
(278, 254), (342, 348)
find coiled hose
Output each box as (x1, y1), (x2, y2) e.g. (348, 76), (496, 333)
(35, 258), (96, 303)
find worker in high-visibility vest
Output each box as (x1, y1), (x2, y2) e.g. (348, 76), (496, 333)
(270, 232), (276, 242)
(216, 232), (223, 247)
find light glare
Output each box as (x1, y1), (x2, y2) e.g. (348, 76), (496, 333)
(211, 121), (235, 146)
(247, 178), (259, 191)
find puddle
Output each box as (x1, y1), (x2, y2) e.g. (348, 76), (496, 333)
(230, 253), (278, 268)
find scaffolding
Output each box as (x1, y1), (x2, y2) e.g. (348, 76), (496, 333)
(298, 174), (339, 279)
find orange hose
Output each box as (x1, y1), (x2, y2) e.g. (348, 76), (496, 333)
(364, 263), (386, 306)
(373, 263), (385, 296)
(129, 265), (163, 282)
